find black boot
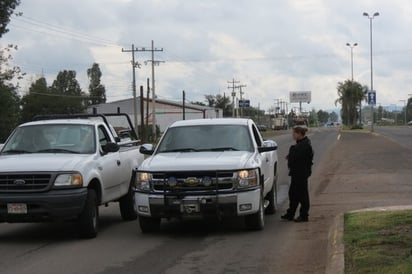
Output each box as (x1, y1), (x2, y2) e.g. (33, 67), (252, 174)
(281, 214), (294, 221)
(294, 216), (309, 223)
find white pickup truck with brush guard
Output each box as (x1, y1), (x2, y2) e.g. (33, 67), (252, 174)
(135, 118), (278, 232)
(0, 113), (144, 238)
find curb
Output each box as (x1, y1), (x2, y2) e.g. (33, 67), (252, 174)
(325, 213), (344, 274)
(325, 205), (412, 274)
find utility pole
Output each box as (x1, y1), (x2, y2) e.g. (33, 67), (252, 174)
(182, 90), (186, 120)
(137, 40), (164, 140)
(146, 78), (150, 141)
(139, 85), (145, 141)
(121, 44), (141, 133)
(227, 78), (240, 118)
(236, 84), (247, 117)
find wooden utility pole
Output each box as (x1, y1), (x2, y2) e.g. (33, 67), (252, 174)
(121, 44), (141, 133)
(136, 40), (164, 140)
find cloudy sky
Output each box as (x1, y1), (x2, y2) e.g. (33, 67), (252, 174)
(3, 0), (412, 112)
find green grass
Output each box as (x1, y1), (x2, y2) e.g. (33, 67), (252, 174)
(344, 210), (412, 274)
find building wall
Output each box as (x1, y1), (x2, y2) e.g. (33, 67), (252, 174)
(88, 98), (221, 132)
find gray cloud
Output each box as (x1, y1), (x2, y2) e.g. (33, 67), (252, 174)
(2, 0), (412, 112)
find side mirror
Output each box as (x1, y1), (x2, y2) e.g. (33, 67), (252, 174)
(258, 146), (278, 153)
(139, 144), (154, 155)
(258, 140), (278, 153)
(102, 142), (120, 154)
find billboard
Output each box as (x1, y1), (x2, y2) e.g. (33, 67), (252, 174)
(290, 91), (312, 103)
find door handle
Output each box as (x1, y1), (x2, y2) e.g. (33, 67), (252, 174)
(117, 160), (121, 166)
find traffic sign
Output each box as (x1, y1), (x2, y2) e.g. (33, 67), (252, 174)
(368, 90), (376, 106)
(239, 100), (250, 108)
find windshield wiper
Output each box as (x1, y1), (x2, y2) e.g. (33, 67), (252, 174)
(160, 148), (199, 153)
(1, 149), (32, 154)
(203, 147), (239, 152)
(36, 148), (80, 154)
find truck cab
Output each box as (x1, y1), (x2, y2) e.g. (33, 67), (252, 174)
(134, 118), (278, 232)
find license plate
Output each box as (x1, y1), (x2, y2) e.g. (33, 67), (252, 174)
(181, 202), (200, 214)
(7, 203), (27, 214)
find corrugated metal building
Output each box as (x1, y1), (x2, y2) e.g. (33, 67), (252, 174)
(88, 97), (222, 132)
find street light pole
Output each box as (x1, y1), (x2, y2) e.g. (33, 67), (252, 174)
(363, 12), (379, 132)
(346, 43), (358, 81)
(399, 100), (407, 125)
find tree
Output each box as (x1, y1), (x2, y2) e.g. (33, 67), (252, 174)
(204, 94), (232, 116)
(49, 70), (86, 113)
(308, 109), (318, 126)
(204, 95), (216, 107)
(0, 0), (20, 38)
(0, 0), (21, 141)
(87, 63), (106, 105)
(21, 77), (50, 122)
(317, 109), (330, 124)
(335, 80), (367, 127)
(191, 101), (206, 106)
(329, 111), (338, 123)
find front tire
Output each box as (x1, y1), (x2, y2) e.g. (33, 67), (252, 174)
(139, 216), (161, 233)
(119, 184), (137, 221)
(245, 193), (265, 230)
(78, 189), (99, 239)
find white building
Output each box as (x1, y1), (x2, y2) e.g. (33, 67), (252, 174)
(88, 97), (222, 132)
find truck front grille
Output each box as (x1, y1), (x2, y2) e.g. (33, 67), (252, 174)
(0, 173), (52, 192)
(151, 171), (235, 192)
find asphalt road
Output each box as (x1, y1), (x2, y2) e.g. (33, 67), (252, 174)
(0, 128), (339, 274)
(374, 126), (412, 149)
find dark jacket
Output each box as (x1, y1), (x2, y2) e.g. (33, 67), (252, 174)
(287, 136), (314, 178)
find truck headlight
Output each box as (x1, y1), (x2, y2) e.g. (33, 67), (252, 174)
(54, 173), (83, 187)
(135, 172), (152, 191)
(237, 169), (258, 188)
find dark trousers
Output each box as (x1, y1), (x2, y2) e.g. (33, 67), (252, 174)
(286, 176), (310, 218)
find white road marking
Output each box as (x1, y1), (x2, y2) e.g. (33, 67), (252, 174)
(337, 134), (341, 140)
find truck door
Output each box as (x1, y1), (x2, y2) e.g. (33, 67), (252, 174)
(251, 124), (272, 189)
(97, 125), (122, 202)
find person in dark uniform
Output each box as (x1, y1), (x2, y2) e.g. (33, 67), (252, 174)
(281, 125), (314, 222)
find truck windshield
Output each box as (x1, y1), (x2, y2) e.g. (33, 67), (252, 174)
(1, 124), (96, 155)
(157, 125), (253, 153)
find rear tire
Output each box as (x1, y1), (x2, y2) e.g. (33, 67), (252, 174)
(78, 189), (99, 239)
(245, 193), (265, 231)
(265, 165), (278, 215)
(139, 216), (161, 233)
(119, 184), (137, 221)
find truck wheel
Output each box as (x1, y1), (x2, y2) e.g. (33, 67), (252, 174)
(245, 194), (265, 231)
(139, 216), (161, 233)
(119, 185), (137, 221)
(265, 165), (278, 215)
(78, 189), (99, 239)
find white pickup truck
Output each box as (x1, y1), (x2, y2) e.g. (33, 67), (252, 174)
(0, 114), (144, 238)
(134, 118), (278, 232)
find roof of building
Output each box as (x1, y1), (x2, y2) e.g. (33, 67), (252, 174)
(92, 97), (220, 112)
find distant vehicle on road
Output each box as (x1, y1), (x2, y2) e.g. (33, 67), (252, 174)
(257, 124), (267, 132)
(408, 121), (412, 125)
(134, 119), (278, 232)
(0, 114), (144, 238)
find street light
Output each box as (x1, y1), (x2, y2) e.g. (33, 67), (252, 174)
(363, 11), (380, 132)
(346, 43), (358, 81)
